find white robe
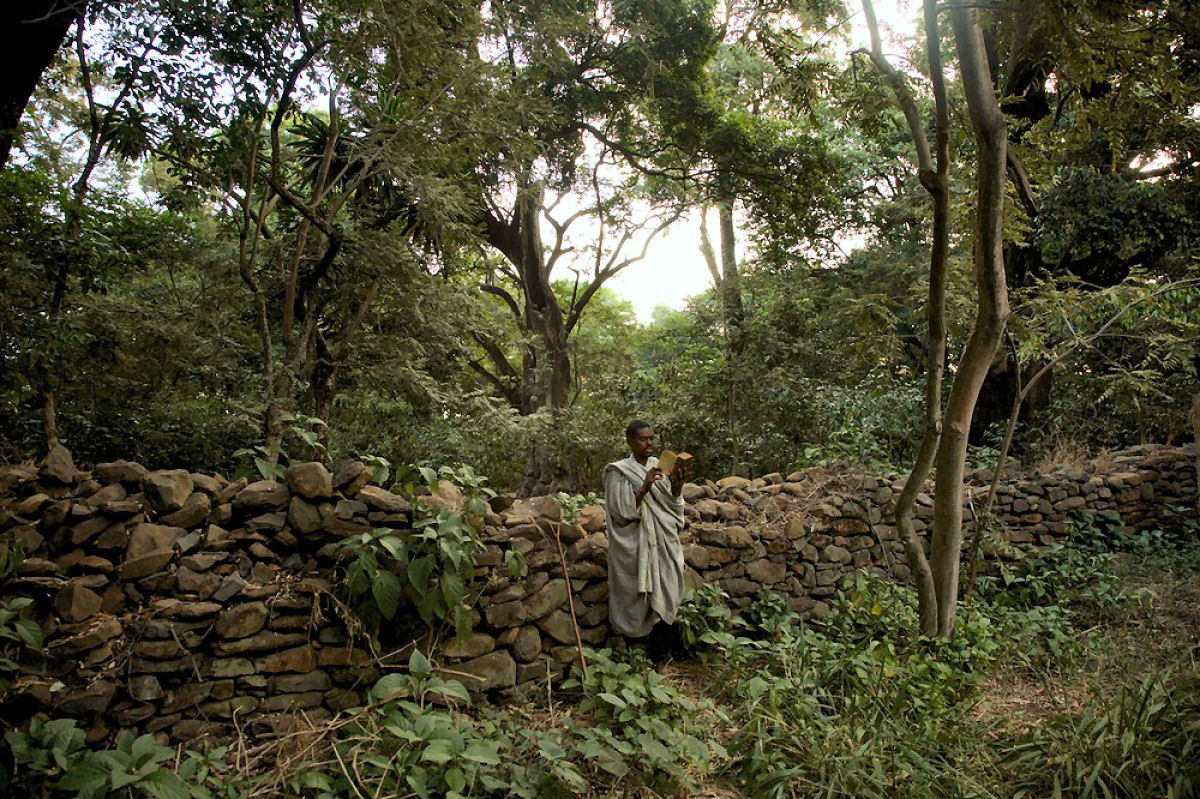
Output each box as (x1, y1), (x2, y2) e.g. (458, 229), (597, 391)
(604, 455), (686, 638)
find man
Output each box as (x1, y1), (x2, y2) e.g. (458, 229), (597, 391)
(604, 420), (688, 649)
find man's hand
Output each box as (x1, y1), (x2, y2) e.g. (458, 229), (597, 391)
(635, 467), (662, 506)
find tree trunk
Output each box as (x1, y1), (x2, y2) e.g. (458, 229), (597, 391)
(1193, 392), (1199, 516)
(862, 0), (948, 636)
(929, 6), (1011, 637)
(0, 1), (83, 170)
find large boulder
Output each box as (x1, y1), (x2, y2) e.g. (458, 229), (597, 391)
(142, 470), (194, 513)
(285, 462), (333, 500)
(39, 445), (77, 485)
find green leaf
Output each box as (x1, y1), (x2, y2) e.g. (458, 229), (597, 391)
(372, 569), (402, 619)
(421, 739), (455, 764)
(408, 648), (433, 676)
(14, 619), (43, 648)
(408, 555), (435, 594)
(140, 766), (192, 799)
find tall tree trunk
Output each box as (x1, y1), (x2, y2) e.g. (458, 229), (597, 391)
(1193, 392), (1199, 516)
(929, 7), (1011, 637)
(718, 197), (745, 474)
(862, 0), (948, 636)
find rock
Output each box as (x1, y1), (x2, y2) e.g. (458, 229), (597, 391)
(512, 626), (542, 662)
(287, 497), (323, 534)
(55, 580), (102, 622)
(484, 600), (526, 628)
(335, 499), (368, 519)
(206, 658), (255, 678)
(523, 578), (569, 620)
(40, 444), (76, 485)
(190, 473), (222, 496)
(681, 483), (706, 502)
(12, 493), (50, 516)
(285, 462), (333, 500)
(162, 683), (214, 713)
(822, 545), (850, 564)
(142, 470), (194, 513)
(18, 557), (60, 576)
(256, 645), (318, 673)
(577, 505), (607, 533)
(129, 675), (164, 702)
(160, 492), (211, 528)
(451, 650), (516, 691)
(443, 632), (496, 659)
(746, 559), (787, 584)
(333, 460), (372, 495)
(50, 616), (122, 655)
(214, 602), (269, 639)
(55, 681), (117, 715)
(233, 481), (291, 513)
(683, 545), (710, 570)
(270, 671), (332, 693)
(537, 610), (577, 644)
(716, 476), (751, 490)
(95, 460), (148, 484)
(424, 480), (464, 512)
(356, 485), (411, 514)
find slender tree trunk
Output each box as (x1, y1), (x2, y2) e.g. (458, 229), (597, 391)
(1193, 392), (1199, 515)
(862, 0), (948, 636)
(929, 7), (1011, 637)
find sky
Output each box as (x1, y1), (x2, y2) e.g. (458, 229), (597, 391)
(597, 0), (918, 322)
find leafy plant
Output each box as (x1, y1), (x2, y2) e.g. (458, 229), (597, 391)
(674, 583), (748, 657)
(0, 597), (42, 694)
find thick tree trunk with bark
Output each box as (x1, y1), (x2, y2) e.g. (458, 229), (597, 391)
(929, 7), (1011, 637)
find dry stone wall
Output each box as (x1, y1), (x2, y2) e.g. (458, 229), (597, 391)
(0, 444), (1194, 746)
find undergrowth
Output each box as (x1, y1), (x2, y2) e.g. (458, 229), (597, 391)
(3, 509), (1198, 797)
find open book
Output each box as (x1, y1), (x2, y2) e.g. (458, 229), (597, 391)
(657, 449), (694, 476)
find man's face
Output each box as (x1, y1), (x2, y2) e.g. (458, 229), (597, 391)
(628, 426), (655, 461)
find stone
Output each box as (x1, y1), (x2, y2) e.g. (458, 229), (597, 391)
(256, 645), (318, 673)
(269, 671), (332, 693)
(260, 691), (324, 712)
(745, 559), (786, 584)
(537, 610), (577, 645)
(142, 470), (194, 513)
(133, 639), (184, 659)
(233, 480), (291, 513)
(40, 444), (77, 485)
(523, 578), (569, 620)
(12, 493), (50, 516)
(512, 625), (542, 662)
(716, 476), (751, 490)
(784, 517), (806, 539)
(822, 545), (850, 564)
(288, 497), (323, 534)
(55, 681), (117, 715)
(683, 545), (710, 569)
(725, 527), (754, 548)
(335, 499), (368, 519)
(285, 462), (333, 499)
(247, 512), (287, 532)
(356, 485), (411, 514)
(212, 575), (247, 603)
(211, 630), (306, 656)
(484, 600), (526, 628)
(126, 522), (185, 559)
(333, 460), (372, 494)
(443, 632), (496, 659)
(316, 646), (371, 667)
(451, 650), (516, 691)
(190, 473), (222, 495)
(215, 477), (248, 504)
(55, 580), (102, 622)
(160, 492), (211, 528)
(18, 557), (60, 576)
(198, 696), (259, 719)
(160, 600), (223, 619)
(128, 675), (164, 702)
(206, 658), (255, 678)
(215, 602), (269, 639)
(50, 616), (123, 655)
(95, 460), (148, 484)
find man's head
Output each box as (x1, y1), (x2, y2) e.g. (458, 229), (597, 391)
(625, 419), (654, 462)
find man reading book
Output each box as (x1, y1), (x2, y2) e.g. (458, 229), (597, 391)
(604, 420), (689, 652)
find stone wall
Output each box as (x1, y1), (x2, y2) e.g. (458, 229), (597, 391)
(0, 444), (1194, 745)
